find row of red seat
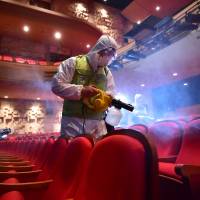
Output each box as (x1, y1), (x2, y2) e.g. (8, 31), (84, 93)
(0, 118), (199, 200)
(8, 132), (60, 141)
(0, 130), (158, 200)
(129, 118), (200, 200)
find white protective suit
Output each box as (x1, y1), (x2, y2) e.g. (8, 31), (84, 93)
(51, 35), (118, 137)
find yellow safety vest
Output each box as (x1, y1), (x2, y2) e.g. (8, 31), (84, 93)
(62, 55), (108, 119)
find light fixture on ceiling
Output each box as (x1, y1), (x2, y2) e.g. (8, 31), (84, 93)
(137, 20), (141, 25)
(86, 44), (91, 48)
(23, 25), (30, 32)
(100, 8), (108, 18)
(36, 97), (40, 100)
(4, 96), (8, 99)
(156, 6), (160, 11)
(76, 3), (87, 13)
(140, 84), (145, 87)
(123, 50), (145, 61)
(172, 73), (178, 76)
(54, 32), (62, 40)
(183, 83), (188, 86)
(174, 22), (198, 31)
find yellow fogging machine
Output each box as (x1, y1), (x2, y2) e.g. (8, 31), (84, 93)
(83, 89), (134, 112)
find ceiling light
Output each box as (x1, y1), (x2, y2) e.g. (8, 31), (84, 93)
(36, 97), (40, 100)
(23, 25), (30, 32)
(140, 84), (145, 87)
(103, 0), (107, 2)
(100, 9), (108, 18)
(156, 6), (160, 11)
(86, 44), (90, 48)
(76, 3), (86, 12)
(4, 96), (8, 99)
(183, 83), (188, 86)
(137, 20), (141, 25)
(54, 32), (62, 40)
(172, 73), (178, 76)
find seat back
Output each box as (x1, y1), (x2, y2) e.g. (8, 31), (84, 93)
(76, 129), (158, 200)
(187, 114), (200, 122)
(38, 138), (68, 180)
(129, 124), (148, 135)
(35, 138), (55, 169)
(176, 119), (200, 165)
(148, 120), (183, 158)
(42, 135), (94, 200)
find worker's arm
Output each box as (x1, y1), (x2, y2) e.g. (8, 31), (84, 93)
(51, 57), (83, 100)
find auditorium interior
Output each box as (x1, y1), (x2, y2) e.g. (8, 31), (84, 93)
(0, 0), (200, 199)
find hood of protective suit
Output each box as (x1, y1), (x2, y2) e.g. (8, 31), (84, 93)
(87, 35), (118, 70)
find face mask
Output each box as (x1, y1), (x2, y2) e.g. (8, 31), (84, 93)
(97, 55), (113, 67)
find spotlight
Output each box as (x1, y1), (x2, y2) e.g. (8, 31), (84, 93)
(173, 73), (178, 76)
(156, 6), (160, 11)
(185, 13), (200, 24)
(154, 34), (171, 46)
(54, 32), (62, 40)
(123, 50), (145, 61)
(23, 25), (30, 32)
(174, 22), (198, 31)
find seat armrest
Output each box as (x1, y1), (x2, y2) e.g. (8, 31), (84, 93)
(0, 170), (42, 179)
(0, 161), (30, 166)
(0, 156), (19, 159)
(159, 156), (177, 163)
(0, 165), (35, 172)
(0, 158), (24, 162)
(0, 179), (53, 192)
(175, 164), (200, 177)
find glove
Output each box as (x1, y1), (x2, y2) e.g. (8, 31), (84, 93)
(81, 85), (99, 98)
(83, 89), (113, 112)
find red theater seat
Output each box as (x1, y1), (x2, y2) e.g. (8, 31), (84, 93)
(40, 135), (94, 200)
(0, 138), (55, 182)
(148, 120), (183, 161)
(129, 124), (148, 134)
(0, 135), (93, 200)
(75, 129), (158, 200)
(159, 119), (200, 200)
(188, 114), (200, 121)
(0, 138), (67, 198)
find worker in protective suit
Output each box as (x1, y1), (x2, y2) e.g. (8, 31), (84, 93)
(51, 35), (118, 138)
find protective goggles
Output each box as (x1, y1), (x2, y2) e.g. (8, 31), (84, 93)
(98, 47), (117, 59)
